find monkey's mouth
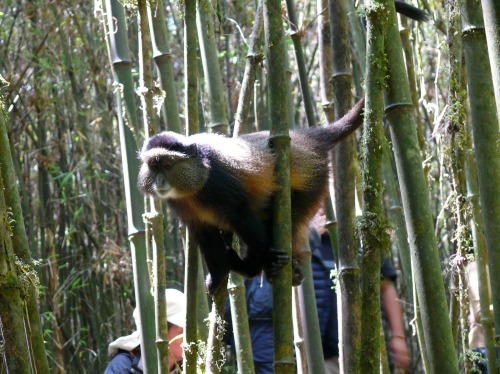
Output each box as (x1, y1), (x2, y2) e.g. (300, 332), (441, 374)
(154, 187), (171, 199)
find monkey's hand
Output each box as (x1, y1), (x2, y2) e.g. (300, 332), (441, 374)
(291, 257), (304, 286)
(264, 250), (304, 286)
(263, 248), (290, 283)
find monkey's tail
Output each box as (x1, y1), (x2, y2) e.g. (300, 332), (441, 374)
(304, 97), (365, 153)
(394, 1), (429, 22)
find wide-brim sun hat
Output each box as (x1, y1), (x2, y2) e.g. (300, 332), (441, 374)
(108, 288), (186, 355)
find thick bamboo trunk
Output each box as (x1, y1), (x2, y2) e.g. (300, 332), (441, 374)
(183, 0), (201, 373)
(359, 0), (388, 371)
(0, 107), (31, 374)
(0, 105), (49, 372)
(480, 0), (500, 125)
(460, 0), (500, 362)
(383, 2), (459, 372)
(263, 0), (295, 370)
(329, 0), (361, 371)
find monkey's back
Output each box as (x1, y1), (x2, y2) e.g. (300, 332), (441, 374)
(240, 131), (330, 192)
(188, 132), (275, 215)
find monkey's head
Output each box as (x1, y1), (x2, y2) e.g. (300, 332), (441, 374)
(137, 132), (210, 200)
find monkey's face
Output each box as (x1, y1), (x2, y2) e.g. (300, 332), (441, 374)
(138, 144), (210, 200)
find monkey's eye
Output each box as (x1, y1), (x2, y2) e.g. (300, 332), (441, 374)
(149, 157), (174, 171)
(161, 159), (174, 169)
(148, 157), (160, 171)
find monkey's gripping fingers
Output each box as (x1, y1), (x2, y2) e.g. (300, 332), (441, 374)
(264, 250), (305, 286)
(263, 247), (290, 283)
(291, 257), (304, 286)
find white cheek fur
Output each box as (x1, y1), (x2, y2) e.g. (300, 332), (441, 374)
(154, 185), (186, 199)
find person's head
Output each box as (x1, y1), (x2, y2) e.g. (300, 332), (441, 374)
(108, 288), (186, 370)
(134, 288), (186, 369)
(162, 288), (185, 369)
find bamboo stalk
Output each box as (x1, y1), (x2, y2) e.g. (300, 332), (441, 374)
(227, 269), (255, 373)
(359, 0), (388, 370)
(443, 1), (471, 369)
(197, 0), (229, 134)
(293, 287), (309, 374)
(263, 0), (295, 369)
(383, 1), (459, 372)
(459, 0), (500, 360)
(183, 233), (199, 374)
(226, 6), (261, 371)
(233, 0), (264, 137)
(399, 18), (425, 154)
(465, 150), (499, 374)
(0, 103), (49, 373)
(0, 106), (31, 374)
(137, 1), (170, 371)
(148, 0), (182, 133)
(346, 0), (366, 77)
(103, 1), (158, 372)
(329, 0), (361, 371)
(285, 0), (317, 127)
(145, 213), (170, 373)
(205, 286), (228, 373)
(381, 146), (413, 302)
(480, 0), (500, 125)
(183, 0), (200, 372)
(297, 246), (326, 374)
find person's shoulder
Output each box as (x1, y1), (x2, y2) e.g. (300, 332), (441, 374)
(104, 351), (134, 374)
(381, 258), (397, 282)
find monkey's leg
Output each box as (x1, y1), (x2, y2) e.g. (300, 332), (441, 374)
(193, 225), (231, 295)
(225, 207), (286, 278)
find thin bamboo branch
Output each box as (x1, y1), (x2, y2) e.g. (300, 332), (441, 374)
(197, 0), (229, 134)
(285, 0), (317, 127)
(148, 0), (182, 133)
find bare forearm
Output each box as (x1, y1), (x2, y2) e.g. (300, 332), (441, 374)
(381, 280), (405, 336)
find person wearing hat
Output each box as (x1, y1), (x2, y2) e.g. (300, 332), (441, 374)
(104, 288), (186, 373)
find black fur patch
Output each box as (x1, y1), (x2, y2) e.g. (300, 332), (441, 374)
(144, 132), (186, 154)
(196, 156), (247, 219)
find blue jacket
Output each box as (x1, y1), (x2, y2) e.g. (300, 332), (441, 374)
(309, 233), (339, 358)
(225, 232), (397, 373)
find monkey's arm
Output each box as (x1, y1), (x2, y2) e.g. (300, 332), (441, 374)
(227, 206), (291, 280)
(191, 225), (232, 294)
(192, 219), (272, 294)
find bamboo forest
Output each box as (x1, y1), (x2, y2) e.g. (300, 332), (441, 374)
(0, 0), (499, 372)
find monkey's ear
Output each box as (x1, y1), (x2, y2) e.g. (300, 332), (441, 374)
(185, 143), (198, 157)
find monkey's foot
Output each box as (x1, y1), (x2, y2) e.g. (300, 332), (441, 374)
(291, 257), (304, 286)
(205, 273), (229, 296)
